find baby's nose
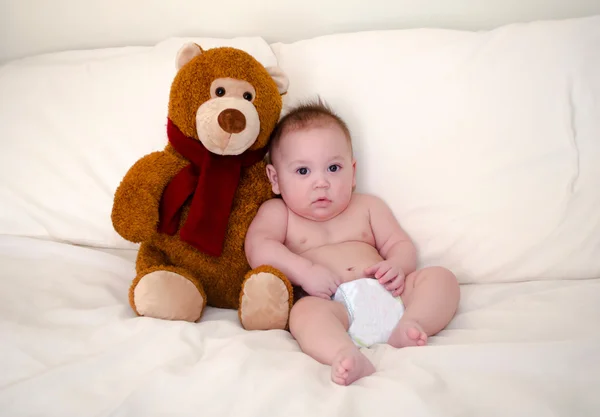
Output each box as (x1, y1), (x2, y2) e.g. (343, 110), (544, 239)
(314, 177), (330, 188)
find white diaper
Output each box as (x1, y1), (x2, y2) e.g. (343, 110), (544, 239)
(333, 278), (405, 348)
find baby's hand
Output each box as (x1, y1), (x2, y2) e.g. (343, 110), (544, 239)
(364, 261), (405, 297)
(302, 264), (342, 300)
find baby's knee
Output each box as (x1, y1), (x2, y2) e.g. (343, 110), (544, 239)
(290, 296), (314, 317)
(432, 265), (457, 281)
(425, 266), (459, 296)
(289, 296), (347, 336)
(414, 266), (458, 286)
(289, 296), (320, 334)
(428, 266), (457, 280)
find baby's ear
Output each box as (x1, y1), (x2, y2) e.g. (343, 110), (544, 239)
(176, 42), (204, 70)
(265, 66), (289, 95)
(266, 164), (281, 195)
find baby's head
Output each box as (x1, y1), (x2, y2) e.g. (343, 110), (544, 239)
(266, 98), (356, 221)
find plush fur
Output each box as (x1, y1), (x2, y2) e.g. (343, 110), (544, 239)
(111, 44), (293, 329)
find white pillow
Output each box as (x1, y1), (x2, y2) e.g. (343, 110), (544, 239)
(270, 16), (600, 284)
(0, 37), (279, 249)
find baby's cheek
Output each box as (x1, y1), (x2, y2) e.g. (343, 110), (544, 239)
(282, 190), (304, 211)
(339, 185), (354, 201)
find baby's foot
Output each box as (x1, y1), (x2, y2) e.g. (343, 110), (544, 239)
(388, 319), (428, 348)
(331, 347), (375, 386)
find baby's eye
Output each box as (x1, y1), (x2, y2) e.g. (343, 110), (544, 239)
(296, 167), (309, 175)
(328, 164), (341, 173)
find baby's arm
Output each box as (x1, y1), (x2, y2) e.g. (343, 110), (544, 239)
(245, 199), (311, 283)
(245, 199), (342, 299)
(365, 195), (417, 293)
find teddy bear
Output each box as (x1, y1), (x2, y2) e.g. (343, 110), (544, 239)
(111, 42), (294, 330)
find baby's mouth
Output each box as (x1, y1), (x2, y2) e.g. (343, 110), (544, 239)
(313, 197), (332, 205)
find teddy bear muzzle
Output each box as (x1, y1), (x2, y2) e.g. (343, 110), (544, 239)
(195, 96), (261, 156)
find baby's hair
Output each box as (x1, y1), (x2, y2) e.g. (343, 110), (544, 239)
(267, 97), (352, 164)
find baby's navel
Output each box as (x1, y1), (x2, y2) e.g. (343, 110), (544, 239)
(346, 266), (355, 271)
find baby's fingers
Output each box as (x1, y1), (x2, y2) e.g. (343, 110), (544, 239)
(385, 273), (404, 290)
(363, 262), (382, 277)
(366, 263), (391, 280)
(374, 264), (392, 280)
(391, 281), (405, 297)
(378, 268), (397, 285)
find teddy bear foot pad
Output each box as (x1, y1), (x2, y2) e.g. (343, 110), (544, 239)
(133, 271), (205, 322)
(240, 272), (291, 331)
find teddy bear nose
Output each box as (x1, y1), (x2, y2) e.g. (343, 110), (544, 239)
(218, 108), (246, 134)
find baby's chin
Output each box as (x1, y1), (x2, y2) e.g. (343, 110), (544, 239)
(291, 204), (346, 222)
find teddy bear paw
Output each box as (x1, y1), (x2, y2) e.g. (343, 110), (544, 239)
(239, 271), (291, 330)
(133, 270), (205, 322)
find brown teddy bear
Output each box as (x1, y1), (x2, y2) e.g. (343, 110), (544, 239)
(111, 43), (293, 330)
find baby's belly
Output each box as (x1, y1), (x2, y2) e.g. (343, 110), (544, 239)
(301, 241), (383, 283)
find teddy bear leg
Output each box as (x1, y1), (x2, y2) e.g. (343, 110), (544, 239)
(238, 265), (294, 331)
(130, 266), (207, 322)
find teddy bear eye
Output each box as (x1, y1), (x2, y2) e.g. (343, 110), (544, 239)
(215, 87), (226, 97)
(243, 92), (253, 101)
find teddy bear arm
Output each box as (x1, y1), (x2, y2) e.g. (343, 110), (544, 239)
(112, 151), (188, 242)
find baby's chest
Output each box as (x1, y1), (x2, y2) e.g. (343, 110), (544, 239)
(285, 213), (375, 253)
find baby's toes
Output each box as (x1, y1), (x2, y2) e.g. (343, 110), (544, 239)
(340, 357), (355, 372)
(331, 358), (349, 385)
(407, 327), (422, 341)
(336, 365), (349, 378)
(332, 373), (347, 385)
(332, 366), (349, 385)
(416, 331), (428, 346)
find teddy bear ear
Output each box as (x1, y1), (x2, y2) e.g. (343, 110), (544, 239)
(175, 42), (204, 70)
(265, 66), (289, 95)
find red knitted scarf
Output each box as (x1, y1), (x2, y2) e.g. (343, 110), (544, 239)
(157, 118), (267, 257)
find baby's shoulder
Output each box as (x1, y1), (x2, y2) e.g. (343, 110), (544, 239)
(350, 192), (388, 211)
(257, 197), (288, 221)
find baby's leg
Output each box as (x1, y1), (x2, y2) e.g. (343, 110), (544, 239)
(289, 296), (375, 386)
(389, 266), (460, 348)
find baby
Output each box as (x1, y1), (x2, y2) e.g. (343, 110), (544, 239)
(245, 99), (460, 386)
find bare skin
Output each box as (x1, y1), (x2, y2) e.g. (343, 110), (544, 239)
(245, 122), (460, 385)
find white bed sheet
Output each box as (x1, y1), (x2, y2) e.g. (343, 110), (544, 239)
(0, 235), (599, 417)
